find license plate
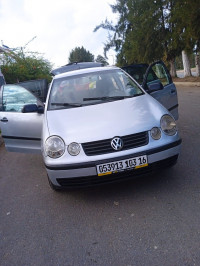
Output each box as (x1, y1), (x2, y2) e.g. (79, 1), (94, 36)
(96, 155), (148, 176)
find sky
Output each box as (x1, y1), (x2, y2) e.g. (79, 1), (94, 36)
(0, 0), (118, 68)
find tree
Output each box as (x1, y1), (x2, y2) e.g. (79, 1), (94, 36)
(68, 46), (94, 63)
(95, 55), (109, 66)
(94, 0), (200, 77)
(181, 51), (191, 77)
(171, 0), (200, 76)
(94, 0), (181, 76)
(195, 54), (200, 77)
(1, 48), (52, 83)
(94, 0), (129, 65)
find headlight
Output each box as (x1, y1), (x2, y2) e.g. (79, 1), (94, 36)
(45, 136), (65, 158)
(67, 142), (80, 156)
(151, 127), (161, 140)
(161, 115), (177, 136)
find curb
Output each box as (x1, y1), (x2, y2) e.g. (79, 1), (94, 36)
(174, 82), (200, 87)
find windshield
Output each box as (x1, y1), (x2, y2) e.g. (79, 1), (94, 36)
(48, 69), (144, 110)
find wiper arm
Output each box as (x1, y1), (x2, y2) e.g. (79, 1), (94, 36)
(83, 96), (135, 101)
(51, 102), (82, 107)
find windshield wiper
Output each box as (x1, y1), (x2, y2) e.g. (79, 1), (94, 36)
(51, 102), (82, 107)
(83, 96), (136, 101)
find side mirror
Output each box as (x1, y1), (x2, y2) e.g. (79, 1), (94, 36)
(22, 104), (44, 114)
(147, 82), (163, 93)
(37, 105), (44, 114)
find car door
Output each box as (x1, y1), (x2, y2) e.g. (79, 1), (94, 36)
(142, 61), (179, 120)
(0, 84), (43, 153)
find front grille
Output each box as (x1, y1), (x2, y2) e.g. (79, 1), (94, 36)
(56, 155), (178, 188)
(82, 131), (149, 156)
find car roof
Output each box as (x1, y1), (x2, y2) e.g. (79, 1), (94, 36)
(53, 66), (119, 80)
(51, 62), (104, 76)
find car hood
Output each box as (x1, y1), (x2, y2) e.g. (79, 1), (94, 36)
(46, 95), (166, 144)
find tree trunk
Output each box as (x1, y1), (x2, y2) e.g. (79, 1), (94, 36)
(182, 50), (192, 77)
(195, 53), (200, 77)
(169, 59), (177, 78)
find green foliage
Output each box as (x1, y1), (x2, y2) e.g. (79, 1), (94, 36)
(68, 46), (94, 63)
(95, 55), (109, 66)
(121, 0), (168, 64)
(1, 49), (52, 83)
(171, 0), (200, 53)
(94, 0), (200, 66)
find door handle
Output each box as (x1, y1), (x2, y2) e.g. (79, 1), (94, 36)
(0, 117), (8, 122)
(171, 89), (176, 94)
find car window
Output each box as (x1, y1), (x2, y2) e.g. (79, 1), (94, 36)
(2, 85), (38, 112)
(48, 69), (144, 110)
(147, 63), (170, 87)
(16, 79), (48, 103)
(122, 65), (149, 84)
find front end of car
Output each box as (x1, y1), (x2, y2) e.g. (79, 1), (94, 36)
(42, 95), (181, 190)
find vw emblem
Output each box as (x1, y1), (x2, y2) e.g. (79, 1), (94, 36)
(111, 137), (123, 151)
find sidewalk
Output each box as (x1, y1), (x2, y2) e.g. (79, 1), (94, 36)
(173, 75), (200, 87)
(174, 81), (200, 87)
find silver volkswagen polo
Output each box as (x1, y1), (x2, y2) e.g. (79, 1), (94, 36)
(0, 65), (181, 190)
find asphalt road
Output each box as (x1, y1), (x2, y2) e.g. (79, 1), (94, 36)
(0, 86), (200, 266)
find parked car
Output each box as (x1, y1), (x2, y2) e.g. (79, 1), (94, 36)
(0, 64), (181, 190)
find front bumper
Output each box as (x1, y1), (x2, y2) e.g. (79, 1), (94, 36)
(46, 139), (182, 188)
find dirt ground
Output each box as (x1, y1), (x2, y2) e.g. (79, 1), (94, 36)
(173, 76), (200, 82)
